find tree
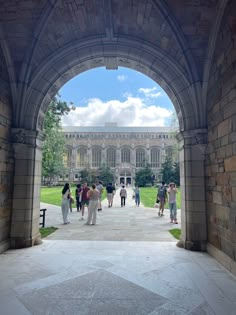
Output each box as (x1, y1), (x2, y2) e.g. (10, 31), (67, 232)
(172, 162), (180, 186)
(135, 165), (153, 187)
(98, 164), (115, 186)
(42, 97), (72, 183)
(160, 157), (174, 184)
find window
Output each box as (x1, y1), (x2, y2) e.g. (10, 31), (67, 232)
(121, 148), (131, 163)
(77, 147), (87, 168)
(166, 147), (173, 159)
(136, 148), (145, 167)
(92, 147), (102, 167)
(107, 148), (116, 167)
(63, 150), (71, 167)
(151, 148), (160, 168)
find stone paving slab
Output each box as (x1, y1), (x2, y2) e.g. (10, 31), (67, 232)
(41, 187), (181, 242)
(1, 240), (236, 315)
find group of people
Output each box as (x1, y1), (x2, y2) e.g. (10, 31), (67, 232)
(61, 180), (178, 226)
(157, 181), (178, 224)
(61, 181), (116, 226)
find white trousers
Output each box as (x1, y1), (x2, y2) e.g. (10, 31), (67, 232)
(61, 199), (69, 224)
(86, 200), (98, 225)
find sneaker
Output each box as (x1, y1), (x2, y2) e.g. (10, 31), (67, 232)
(79, 217), (84, 221)
(158, 212), (160, 216)
(175, 221), (178, 224)
(161, 213), (164, 216)
(98, 208), (102, 211)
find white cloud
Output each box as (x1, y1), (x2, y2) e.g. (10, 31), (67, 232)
(117, 74), (128, 82)
(139, 87), (162, 98)
(62, 96), (172, 127)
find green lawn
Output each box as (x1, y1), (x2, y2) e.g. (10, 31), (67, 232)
(41, 186), (107, 206)
(40, 227), (58, 238)
(169, 228), (181, 240)
(140, 187), (181, 209)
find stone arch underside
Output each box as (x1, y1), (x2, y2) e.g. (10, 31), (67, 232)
(20, 38), (201, 132)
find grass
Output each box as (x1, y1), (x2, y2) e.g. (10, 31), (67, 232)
(41, 186), (107, 206)
(169, 228), (181, 240)
(140, 187), (181, 209)
(40, 227), (58, 238)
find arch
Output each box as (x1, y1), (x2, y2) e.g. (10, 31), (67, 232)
(136, 147), (146, 168)
(20, 37), (201, 132)
(121, 147), (131, 164)
(91, 146), (102, 168)
(106, 147), (116, 168)
(76, 146), (88, 168)
(150, 147), (161, 168)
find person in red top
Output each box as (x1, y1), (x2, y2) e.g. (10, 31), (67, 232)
(79, 182), (90, 221)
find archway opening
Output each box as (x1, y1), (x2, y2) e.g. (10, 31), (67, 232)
(40, 66), (181, 242)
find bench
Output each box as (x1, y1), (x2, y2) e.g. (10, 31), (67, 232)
(40, 208), (47, 227)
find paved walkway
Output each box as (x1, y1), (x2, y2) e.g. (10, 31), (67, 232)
(41, 187), (181, 241)
(1, 188), (236, 314)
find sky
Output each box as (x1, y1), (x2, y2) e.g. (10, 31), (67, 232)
(59, 67), (175, 127)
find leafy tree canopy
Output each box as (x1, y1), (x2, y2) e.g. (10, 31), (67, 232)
(42, 96), (72, 182)
(135, 165), (153, 187)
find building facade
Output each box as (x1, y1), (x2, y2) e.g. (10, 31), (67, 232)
(62, 125), (177, 185)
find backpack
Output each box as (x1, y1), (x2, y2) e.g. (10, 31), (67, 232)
(158, 185), (166, 198)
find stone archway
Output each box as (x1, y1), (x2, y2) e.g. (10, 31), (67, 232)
(10, 38), (207, 250)
(1, 1), (235, 273)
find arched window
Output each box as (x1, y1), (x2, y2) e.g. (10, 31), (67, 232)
(121, 148), (131, 163)
(165, 147), (173, 160)
(92, 147), (102, 167)
(77, 147), (87, 168)
(63, 150), (71, 167)
(136, 148), (145, 167)
(107, 148), (116, 167)
(151, 148), (160, 168)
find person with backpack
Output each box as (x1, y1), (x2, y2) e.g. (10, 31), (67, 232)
(157, 181), (167, 216)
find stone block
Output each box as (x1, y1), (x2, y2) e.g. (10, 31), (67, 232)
(224, 156), (236, 171)
(218, 119), (232, 138)
(212, 191), (222, 205)
(232, 187), (236, 201)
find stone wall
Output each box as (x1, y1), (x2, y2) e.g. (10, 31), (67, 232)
(206, 2), (236, 264)
(0, 50), (13, 253)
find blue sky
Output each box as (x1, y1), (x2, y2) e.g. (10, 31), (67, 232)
(59, 67), (175, 127)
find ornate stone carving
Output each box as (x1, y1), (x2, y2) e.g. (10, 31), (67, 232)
(11, 129), (26, 144)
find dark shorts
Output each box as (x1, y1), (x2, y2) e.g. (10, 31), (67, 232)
(81, 200), (89, 206)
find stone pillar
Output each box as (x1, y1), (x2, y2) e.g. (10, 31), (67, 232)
(177, 129), (207, 251)
(146, 147), (151, 165)
(117, 147), (121, 164)
(102, 147), (106, 165)
(131, 148), (136, 166)
(70, 147), (77, 182)
(10, 128), (44, 248)
(88, 147), (92, 167)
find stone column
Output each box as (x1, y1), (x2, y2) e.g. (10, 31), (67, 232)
(177, 129), (207, 251)
(102, 147), (106, 165)
(146, 147), (151, 165)
(87, 147), (92, 167)
(10, 128), (44, 248)
(117, 147), (121, 164)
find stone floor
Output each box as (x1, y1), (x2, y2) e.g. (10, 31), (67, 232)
(1, 188), (236, 314)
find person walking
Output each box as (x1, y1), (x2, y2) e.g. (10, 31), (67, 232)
(75, 183), (82, 212)
(106, 182), (115, 207)
(96, 181), (104, 211)
(133, 185), (140, 207)
(167, 182), (178, 224)
(61, 183), (71, 225)
(120, 185), (127, 207)
(157, 181), (167, 216)
(80, 182), (90, 221)
(85, 184), (100, 225)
